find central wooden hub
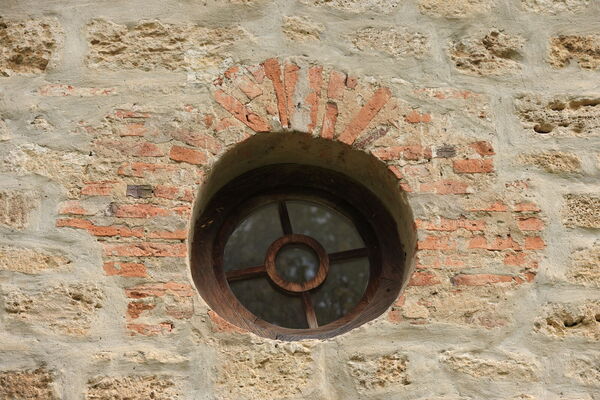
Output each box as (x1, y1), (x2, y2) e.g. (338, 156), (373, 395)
(265, 234), (329, 293)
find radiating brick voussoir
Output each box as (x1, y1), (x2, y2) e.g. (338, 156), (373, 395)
(338, 87), (392, 145)
(214, 89), (270, 132)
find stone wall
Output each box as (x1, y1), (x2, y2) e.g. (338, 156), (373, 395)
(0, 0), (599, 399)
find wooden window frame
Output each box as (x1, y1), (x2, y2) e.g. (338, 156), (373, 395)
(191, 164), (406, 340)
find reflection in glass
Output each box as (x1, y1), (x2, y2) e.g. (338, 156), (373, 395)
(229, 278), (308, 329)
(223, 203), (282, 271)
(287, 201), (364, 253)
(275, 244), (319, 283)
(312, 259), (369, 326)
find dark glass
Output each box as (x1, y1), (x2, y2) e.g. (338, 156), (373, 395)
(229, 279), (308, 329)
(311, 258), (369, 326)
(223, 203), (282, 271)
(287, 201), (364, 253)
(223, 199), (369, 329)
(275, 244), (319, 283)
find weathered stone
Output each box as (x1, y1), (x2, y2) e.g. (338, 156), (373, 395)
(515, 95), (600, 136)
(282, 16), (324, 41)
(562, 194), (600, 229)
(398, 285), (516, 328)
(565, 356), (600, 386)
(0, 246), (70, 274)
(567, 244), (600, 287)
(86, 375), (178, 400)
(300, 0), (400, 13)
(86, 19), (248, 71)
(216, 342), (313, 399)
(0, 190), (38, 230)
(0, 119), (11, 141)
(348, 352), (410, 391)
(550, 35), (600, 70)
(534, 301), (600, 340)
(4, 283), (104, 336)
(419, 0), (492, 18)
(522, 0), (590, 14)
(0, 17), (63, 76)
(2, 144), (110, 199)
(0, 368), (58, 400)
(441, 352), (539, 381)
(351, 28), (429, 59)
(449, 30), (524, 76)
(520, 152), (581, 174)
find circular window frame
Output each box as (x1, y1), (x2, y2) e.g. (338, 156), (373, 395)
(191, 163), (406, 340)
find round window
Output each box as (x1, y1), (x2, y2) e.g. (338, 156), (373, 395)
(192, 164), (405, 340)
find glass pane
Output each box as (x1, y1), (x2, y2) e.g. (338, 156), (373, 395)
(312, 258), (369, 326)
(223, 203), (282, 271)
(275, 244), (319, 283)
(229, 278), (308, 329)
(287, 201), (363, 253)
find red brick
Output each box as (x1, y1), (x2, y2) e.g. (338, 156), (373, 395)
(117, 162), (176, 178)
(517, 217), (544, 231)
(237, 76), (263, 99)
(58, 201), (96, 215)
(170, 130), (222, 154)
(327, 70), (346, 100)
(408, 271), (441, 286)
(127, 301), (155, 319)
(524, 236), (545, 250)
(284, 63), (300, 126)
(306, 66), (323, 133)
(503, 252), (528, 267)
(103, 261), (148, 278)
(470, 141), (495, 156)
(321, 102), (338, 139)
(346, 75), (358, 89)
(114, 110), (151, 119)
(263, 58), (289, 128)
(468, 236), (521, 251)
(214, 89), (270, 132)
(416, 218), (485, 232)
(103, 243), (186, 257)
(117, 122), (148, 137)
(127, 322), (173, 336)
(453, 159), (494, 174)
(81, 181), (116, 196)
(452, 274), (517, 286)
(388, 165), (404, 179)
(147, 229), (187, 240)
(417, 235), (456, 250)
(169, 145), (207, 165)
(153, 185), (194, 202)
(125, 282), (194, 298)
(372, 146), (432, 161)
(469, 202), (508, 212)
(94, 139), (164, 157)
(246, 64), (265, 83)
(419, 180), (470, 195)
(208, 310), (247, 334)
(339, 87), (392, 145)
(405, 110), (432, 124)
(514, 202), (541, 213)
(56, 218), (144, 237)
(112, 204), (171, 218)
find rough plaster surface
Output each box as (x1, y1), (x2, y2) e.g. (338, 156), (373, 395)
(0, 0), (599, 399)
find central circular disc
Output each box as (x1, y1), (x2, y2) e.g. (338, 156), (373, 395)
(275, 244), (319, 283)
(265, 234), (329, 293)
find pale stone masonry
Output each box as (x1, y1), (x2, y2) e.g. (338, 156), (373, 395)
(0, 0), (599, 399)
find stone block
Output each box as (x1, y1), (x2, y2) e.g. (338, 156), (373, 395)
(562, 194), (600, 229)
(0, 368), (58, 400)
(351, 28), (429, 59)
(441, 352), (539, 381)
(0, 17), (62, 76)
(0, 246), (70, 274)
(449, 30), (524, 75)
(0, 190), (38, 230)
(550, 35), (600, 70)
(348, 352), (410, 392)
(419, 0), (492, 18)
(534, 301), (600, 340)
(567, 244), (600, 287)
(86, 375), (179, 400)
(282, 16), (324, 41)
(519, 152), (581, 174)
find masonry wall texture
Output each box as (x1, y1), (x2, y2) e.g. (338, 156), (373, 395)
(0, 0), (599, 399)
